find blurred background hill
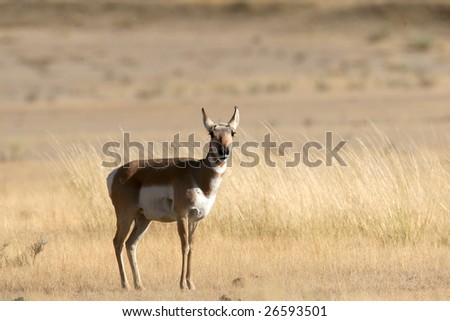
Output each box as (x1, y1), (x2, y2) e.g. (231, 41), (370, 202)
(0, 0), (449, 156)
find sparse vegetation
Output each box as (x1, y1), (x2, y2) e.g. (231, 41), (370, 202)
(415, 69), (436, 88)
(0, 141), (29, 162)
(407, 35), (434, 53)
(136, 84), (164, 100)
(367, 26), (390, 43)
(315, 77), (331, 92)
(0, 237), (48, 268)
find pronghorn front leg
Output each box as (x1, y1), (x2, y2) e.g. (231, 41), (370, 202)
(177, 216), (189, 290)
(186, 221), (198, 290)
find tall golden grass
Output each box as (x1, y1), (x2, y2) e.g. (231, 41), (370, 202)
(1, 129), (448, 300)
(52, 129), (449, 246)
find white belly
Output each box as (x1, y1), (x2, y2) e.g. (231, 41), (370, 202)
(139, 185), (177, 222)
(138, 181), (220, 222)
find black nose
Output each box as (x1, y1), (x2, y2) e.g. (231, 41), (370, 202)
(219, 147), (230, 158)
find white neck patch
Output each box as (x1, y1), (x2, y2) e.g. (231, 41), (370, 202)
(206, 157), (227, 175)
(213, 162), (227, 175)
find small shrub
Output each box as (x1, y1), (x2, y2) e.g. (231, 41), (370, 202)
(367, 26), (390, 43)
(407, 36), (434, 52)
(28, 236), (48, 264)
(315, 78), (330, 92)
(0, 237), (47, 268)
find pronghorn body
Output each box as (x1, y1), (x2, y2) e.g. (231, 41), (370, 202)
(107, 107), (239, 290)
(107, 158), (224, 224)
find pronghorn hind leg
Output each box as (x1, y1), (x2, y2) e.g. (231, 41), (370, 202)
(186, 221), (198, 290)
(126, 213), (151, 290)
(113, 209), (135, 290)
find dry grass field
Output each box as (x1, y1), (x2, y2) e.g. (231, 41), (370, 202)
(0, 1), (449, 300)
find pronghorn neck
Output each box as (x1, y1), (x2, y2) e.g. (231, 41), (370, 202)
(186, 158), (225, 198)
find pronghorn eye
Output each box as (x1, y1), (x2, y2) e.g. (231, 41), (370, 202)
(209, 131), (214, 138)
(231, 131), (236, 137)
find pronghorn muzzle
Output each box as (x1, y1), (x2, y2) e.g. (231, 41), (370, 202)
(218, 145), (231, 160)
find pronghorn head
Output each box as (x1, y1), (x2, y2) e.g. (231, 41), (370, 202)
(202, 106), (240, 164)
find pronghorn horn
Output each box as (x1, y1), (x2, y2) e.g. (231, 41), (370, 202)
(202, 108), (215, 132)
(228, 106), (240, 131)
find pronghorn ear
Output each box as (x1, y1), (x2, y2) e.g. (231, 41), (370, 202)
(202, 108), (215, 133)
(228, 106), (240, 131)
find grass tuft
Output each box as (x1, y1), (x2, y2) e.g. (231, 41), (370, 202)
(0, 237), (48, 268)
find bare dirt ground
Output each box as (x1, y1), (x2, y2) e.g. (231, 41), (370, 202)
(0, 1), (449, 301)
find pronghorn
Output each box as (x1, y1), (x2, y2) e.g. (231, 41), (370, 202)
(107, 107), (239, 290)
